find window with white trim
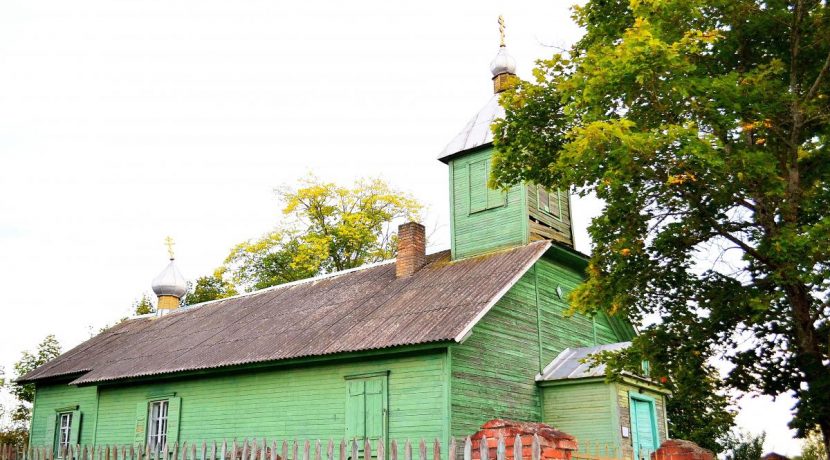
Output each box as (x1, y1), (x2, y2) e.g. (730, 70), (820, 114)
(57, 412), (72, 452)
(147, 400), (169, 450)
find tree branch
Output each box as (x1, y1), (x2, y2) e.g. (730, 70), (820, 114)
(804, 48), (830, 103)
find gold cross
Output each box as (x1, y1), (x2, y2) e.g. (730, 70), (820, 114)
(498, 15), (506, 47)
(164, 236), (175, 260)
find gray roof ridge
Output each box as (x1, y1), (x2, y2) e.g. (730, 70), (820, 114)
(158, 257), (401, 316)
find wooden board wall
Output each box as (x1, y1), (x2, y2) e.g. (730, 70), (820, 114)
(449, 254), (632, 438)
(31, 352), (449, 447)
(450, 148), (526, 260)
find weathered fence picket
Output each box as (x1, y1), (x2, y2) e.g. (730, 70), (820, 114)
(2, 434), (596, 460)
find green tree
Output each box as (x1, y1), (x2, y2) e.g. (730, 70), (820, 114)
(9, 335), (62, 425)
(183, 270), (238, 305)
(224, 177), (422, 292)
(132, 293), (156, 315)
(799, 427), (828, 460)
(723, 431), (766, 460)
(492, 0), (830, 452)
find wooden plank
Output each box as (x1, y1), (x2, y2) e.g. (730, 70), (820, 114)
(496, 436), (504, 460)
(512, 436), (520, 460)
(531, 436), (539, 460)
(478, 437), (487, 460)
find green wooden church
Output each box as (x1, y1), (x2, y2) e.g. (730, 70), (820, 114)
(20, 33), (669, 460)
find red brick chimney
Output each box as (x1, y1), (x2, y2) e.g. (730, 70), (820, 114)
(396, 222), (426, 278)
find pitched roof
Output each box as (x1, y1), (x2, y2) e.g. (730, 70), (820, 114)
(20, 241), (551, 385)
(438, 94), (504, 163)
(536, 342), (631, 381)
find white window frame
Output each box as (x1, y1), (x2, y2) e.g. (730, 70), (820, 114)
(57, 412), (72, 453)
(147, 400), (169, 451)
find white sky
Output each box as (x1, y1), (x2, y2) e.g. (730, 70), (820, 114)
(0, 0), (801, 455)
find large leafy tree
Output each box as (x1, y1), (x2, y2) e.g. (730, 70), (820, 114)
(8, 335), (62, 426)
(223, 177), (422, 292)
(183, 270), (238, 305)
(492, 0), (830, 452)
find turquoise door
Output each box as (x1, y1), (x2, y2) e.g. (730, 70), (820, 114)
(630, 395), (659, 459)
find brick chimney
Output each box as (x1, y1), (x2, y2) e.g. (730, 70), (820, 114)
(396, 222), (426, 278)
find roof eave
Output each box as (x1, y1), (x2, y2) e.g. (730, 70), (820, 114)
(437, 142), (494, 164)
(69, 340), (454, 386)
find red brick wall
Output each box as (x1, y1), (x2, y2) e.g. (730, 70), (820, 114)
(469, 420), (578, 460)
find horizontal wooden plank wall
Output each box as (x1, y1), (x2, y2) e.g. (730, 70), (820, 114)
(0, 434), (556, 460)
(29, 353), (448, 448)
(450, 148), (526, 260)
(525, 185), (573, 248)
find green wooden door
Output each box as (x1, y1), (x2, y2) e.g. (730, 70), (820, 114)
(630, 396), (658, 459)
(345, 375), (387, 454)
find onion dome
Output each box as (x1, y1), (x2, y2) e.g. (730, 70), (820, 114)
(490, 46), (516, 77)
(151, 259), (188, 298)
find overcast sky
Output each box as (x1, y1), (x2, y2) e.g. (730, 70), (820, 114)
(0, 0), (801, 455)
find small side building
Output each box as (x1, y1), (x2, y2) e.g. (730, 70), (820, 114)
(537, 343), (670, 460)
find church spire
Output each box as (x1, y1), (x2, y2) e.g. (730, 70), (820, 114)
(490, 15), (517, 93)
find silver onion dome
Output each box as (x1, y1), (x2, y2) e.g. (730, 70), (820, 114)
(490, 46), (516, 76)
(151, 259), (188, 298)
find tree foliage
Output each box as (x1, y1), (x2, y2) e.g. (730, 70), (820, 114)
(183, 270), (238, 305)
(9, 335), (62, 425)
(132, 294), (156, 315)
(223, 177), (421, 292)
(492, 0), (830, 452)
(799, 427), (828, 460)
(723, 431), (766, 460)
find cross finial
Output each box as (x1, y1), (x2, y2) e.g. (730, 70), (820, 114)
(164, 236), (175, 260)
(498, 15), (506, 47)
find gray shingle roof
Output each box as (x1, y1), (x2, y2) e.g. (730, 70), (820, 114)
(536, 342), (631, 381)
(21, 241), (551, 385)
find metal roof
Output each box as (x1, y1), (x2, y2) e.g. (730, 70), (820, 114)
(438, 94), (504, 163)
(536, 342), (631, 381)
(20, 241), (551, 385)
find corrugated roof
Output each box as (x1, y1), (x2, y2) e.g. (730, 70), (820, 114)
(438, 94), (504, 163)
(20, 241), (551, 385)
(536, 342), (631, 381)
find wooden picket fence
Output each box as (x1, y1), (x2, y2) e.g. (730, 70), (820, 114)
(0, 434), (558, 460)
(570, 441), (619, 460)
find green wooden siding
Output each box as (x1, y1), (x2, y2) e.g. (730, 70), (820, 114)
(450, 147), (526, 260)
(450, 253), (632, 438)
(91, 352), (447, 445)
(541, 382), (619, 451)
(30, 383), (98, 447)
(449, 264), (542, 437)
(526, 185), (573, 247)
